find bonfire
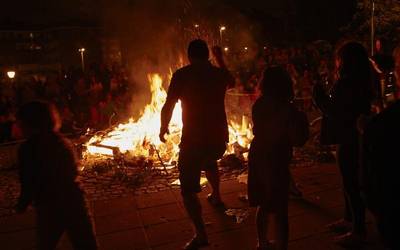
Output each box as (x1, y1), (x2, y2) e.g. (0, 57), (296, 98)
(82, 73), (253, 169)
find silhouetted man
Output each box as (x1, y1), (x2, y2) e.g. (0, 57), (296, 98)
(160, 39), (234, 249)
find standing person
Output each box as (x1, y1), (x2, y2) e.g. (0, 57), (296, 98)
(313, 42), (374, 246)
(14, 101), (97, 250)
(159, 39), (234, 249)
(393, 45), (400, 99)
(248, 66), (309, 250)
(362, 100), (399, 250)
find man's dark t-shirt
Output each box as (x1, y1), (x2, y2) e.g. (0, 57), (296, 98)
(161, 61), (234, 149)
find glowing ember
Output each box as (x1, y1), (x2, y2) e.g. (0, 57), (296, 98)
(83, 73), (253, 165)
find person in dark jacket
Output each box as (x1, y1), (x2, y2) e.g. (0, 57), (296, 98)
(248, 66), (309, 250)
(14, 101), (97, 250)
(160, 40), (234, 249)
(313, 42), (374, 246)
(362, 100), (400, 250)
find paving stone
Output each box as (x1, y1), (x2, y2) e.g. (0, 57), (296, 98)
(151, 240), (188, 250)
(139, 203), (186, 226)
(145, 219), (193, 247)
(93, 195), (136, 217)
(95, 210), (142, 236)
(207, 225), (257, 250)
(0, 229), (36, 250)
(135, 190), (176, 209)
(289, 211), (339, 241)
(97, 228), (148, 250)
(0, 211), (36, 233)
(0, 161), (387, 250)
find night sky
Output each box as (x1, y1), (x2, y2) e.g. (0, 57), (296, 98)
(0, 0), (357, 42)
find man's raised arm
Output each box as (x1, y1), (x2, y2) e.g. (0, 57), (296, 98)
(212, 46), (235, 88)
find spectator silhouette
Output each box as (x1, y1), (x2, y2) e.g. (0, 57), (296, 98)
(313, 42), (374, 247)
(248, 66), (309, 250)
(362, 100), (400, 250)
(160, 39), (234, 249)
(15, 101), (97, 250)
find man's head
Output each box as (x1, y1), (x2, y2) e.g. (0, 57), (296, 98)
(188, 39), (209, 63)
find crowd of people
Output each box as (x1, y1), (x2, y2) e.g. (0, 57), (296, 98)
(0, 40), (335, 145)
(0, 64), (131, 143)
(232, 42), (334, 101)
(2, 38), (398, 144)
(8, 37), (400, 250)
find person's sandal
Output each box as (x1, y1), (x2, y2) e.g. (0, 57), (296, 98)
(207, 194), (226, 210)
(183, 236), (209, 250)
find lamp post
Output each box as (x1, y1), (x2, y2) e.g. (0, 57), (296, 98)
(371, 0), (375, 56)
(219, 26), (226, 45)
(78, 48), (86, 71)
(194, 24), (200, 37)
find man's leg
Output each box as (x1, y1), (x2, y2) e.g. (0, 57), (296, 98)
(36, 207), (65, 250)
(178, 149), (209, 248)
(66, 199), (98, 250)
(182, 192), (207, 241)
(334, 142), (366, 247)
(274, 211), (289, 250)
(205, 160), (222, 203)
(256, 206), (270, 249)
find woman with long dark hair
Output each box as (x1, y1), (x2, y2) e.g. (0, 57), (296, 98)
(314, 42), (374, 246)
(248, 66), (309, 250)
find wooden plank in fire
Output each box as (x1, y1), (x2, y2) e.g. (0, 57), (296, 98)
(90, 143), (121, 156)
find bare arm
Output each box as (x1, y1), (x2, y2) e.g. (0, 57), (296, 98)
(212, 46), (235, 88)
(160, 74), (180, 142)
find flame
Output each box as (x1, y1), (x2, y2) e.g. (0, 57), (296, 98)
(84, 73), (253, 165)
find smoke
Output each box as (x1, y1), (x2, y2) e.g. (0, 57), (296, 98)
(100, 0), (261, 117)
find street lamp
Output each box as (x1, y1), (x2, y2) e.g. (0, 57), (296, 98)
(78, 48), (86, 71)
(7, 71), (16, 79)
(371, 0), (375, 56)
(219, 26), (226, 44)
(194, 24), (200, 37)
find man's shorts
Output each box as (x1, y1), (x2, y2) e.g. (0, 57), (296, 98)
(178, 145), (225, 194)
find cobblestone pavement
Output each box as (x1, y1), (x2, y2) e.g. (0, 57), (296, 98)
(0, 163), (386, 250)
(0, 145), (319, 219)
(0, 161), (260, 217)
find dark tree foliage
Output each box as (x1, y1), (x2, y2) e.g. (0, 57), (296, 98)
(343, 0), (400, 47)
